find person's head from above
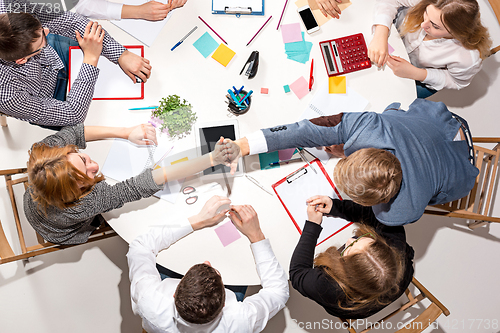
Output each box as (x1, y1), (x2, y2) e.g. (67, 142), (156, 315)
(333, 148), (402, 207)
(402, 0), (491, 58)
(314, 226), (404, 309)
(174, 262), (226, 325)
(27, 143), (104, 211)
(0, 13), (51, 64)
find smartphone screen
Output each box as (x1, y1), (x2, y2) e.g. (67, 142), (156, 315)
(299, 8), (319, 31)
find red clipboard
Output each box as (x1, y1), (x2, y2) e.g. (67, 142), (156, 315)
(272, 159), (352, 245)
(68, 45), (144, 100)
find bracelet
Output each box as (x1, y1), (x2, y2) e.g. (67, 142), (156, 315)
(209, 152), (214, 167)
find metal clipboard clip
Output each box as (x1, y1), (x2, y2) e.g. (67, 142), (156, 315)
(225, 6), (252, 16)
(286, 167), (308, 184)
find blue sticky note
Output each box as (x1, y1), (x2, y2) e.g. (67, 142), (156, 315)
(284, 85), (291, 93)
(193, 32), (219, 58)
(259, 151), (280, 170)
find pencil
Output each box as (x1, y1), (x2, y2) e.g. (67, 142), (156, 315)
(152, 145), (174, 170)
(246, 16), (272, 46)
(276, 0), (289, 30)
(198, 16), (228, 45)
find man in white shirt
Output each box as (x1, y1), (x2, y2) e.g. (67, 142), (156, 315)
(127, 195), (289, 333)
(74, 0), (188, 21)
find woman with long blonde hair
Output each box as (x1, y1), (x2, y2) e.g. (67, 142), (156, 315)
(368, 0), (492, 98)
(24, 123), (235, 245)
(289, 196), (414, 318)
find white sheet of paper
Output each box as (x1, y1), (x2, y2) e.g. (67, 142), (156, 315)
(298, 81), (369, 162)
(212, 0), (263, 12)
(273, 161), (351, 245)
(112, 0), (173, 46)
(69, 47), (143, 99)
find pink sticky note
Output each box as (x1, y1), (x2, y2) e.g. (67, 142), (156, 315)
(279, 148), (296, 161)
(214, 221), (241, 247)
(388, 43), (395, 54)
(281, 23), (303, 43)
(289, 76), (309, 100)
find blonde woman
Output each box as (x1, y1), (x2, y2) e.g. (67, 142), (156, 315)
(369, 0), (492, 98)
(24, 123), (235, 245)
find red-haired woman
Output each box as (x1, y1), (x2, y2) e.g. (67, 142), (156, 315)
(368, 0), (491, 98)
(24, 123), (233, 245)
(289, 196), (414, 318)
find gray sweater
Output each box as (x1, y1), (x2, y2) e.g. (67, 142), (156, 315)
(24, 125), (164, 244)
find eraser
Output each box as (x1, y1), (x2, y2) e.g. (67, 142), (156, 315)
(261, 87), (269, 94)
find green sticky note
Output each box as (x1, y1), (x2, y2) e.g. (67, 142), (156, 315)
(284, 85), (291, 93)
(259, 151), (280, 170)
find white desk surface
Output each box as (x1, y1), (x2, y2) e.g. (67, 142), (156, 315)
(84, 0), (417, 285)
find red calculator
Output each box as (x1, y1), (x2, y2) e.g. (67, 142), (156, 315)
(319, 33), (371, 76)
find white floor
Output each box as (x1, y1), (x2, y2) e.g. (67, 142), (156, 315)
(1, 7), (500, 333)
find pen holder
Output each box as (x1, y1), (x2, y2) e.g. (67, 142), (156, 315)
(226, 89), (252, 116)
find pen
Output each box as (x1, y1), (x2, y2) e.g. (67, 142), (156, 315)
(129, 106), (158, 110)
(269, 158), (302, 166)
(277, 0), (289, 30)
(171, 26), (198, 51)
(245, 174), (274, 196)
(198, 16), (228, 45)
(152, 145), (174, 169)
(298, 148), (317, 174)
(309, 59), (314, 91)
(246, 16), (272, 46)
(238, 90), (253, 106)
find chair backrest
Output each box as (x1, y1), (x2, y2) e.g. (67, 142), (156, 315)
(0, 168), (117, 265)
(425, 138), (500, 227)
(487, 0), (500, 56)
(341, 277), (450, 333)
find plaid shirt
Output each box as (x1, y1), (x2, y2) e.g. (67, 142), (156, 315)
(0, 0), (126, 126)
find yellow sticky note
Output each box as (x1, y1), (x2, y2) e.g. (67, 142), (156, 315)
(211, 44), (236, 67)
(329, 76), (347, 94)
(171, 157), (188, 165)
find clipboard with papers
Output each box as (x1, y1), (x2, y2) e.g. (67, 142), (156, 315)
(212, 0), (264, 16)
(272, 159), (352, 245)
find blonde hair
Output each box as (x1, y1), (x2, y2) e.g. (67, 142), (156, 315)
(401, 0), (492, 59)
(314, 225), (404, 311)
(27, 143), (104, 211)
(334, 148), (402, 206)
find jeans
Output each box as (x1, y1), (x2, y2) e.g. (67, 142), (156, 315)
(31, 34), (79, 131)
(156, 264), (248, 302)
(416, 81), (438, 99)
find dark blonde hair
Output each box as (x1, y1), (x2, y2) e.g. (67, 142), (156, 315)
(27, 143), (104, 211)
(401, 0), (492, 58)
(333, 148), (402, 206)
(314, 225), (404, 311)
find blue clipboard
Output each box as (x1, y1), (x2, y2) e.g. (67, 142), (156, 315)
(212, 0), (265, 17)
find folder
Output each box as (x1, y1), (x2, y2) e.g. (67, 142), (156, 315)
(212, 0), (264, 16)
(272, 159), (352, 245)
(68, 45), (144, 100)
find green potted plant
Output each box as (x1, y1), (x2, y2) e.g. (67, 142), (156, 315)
(150, 95), (197, 140)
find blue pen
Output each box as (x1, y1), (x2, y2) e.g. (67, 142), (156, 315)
(240, 90), (253, 104)
(171, 26), (198, 51)
(232, 86), (239, 94)
(129, 106), (158, 110)
(227, 89), (240, 105)
(237, 86), (244, 94)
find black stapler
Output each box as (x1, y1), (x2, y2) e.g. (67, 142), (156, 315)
(239, 51), (259, 79)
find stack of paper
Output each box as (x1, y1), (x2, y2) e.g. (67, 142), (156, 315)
(284, 31), (313, 64)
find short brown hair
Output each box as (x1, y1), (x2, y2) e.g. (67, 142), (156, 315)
(27, 143), (104, 211)
(334, 148), (402, 206)
(401, 0), (492, 59)
(175, 263), (225, 324)
(314, 225), (404, 310)
(0, 13), (43, 61)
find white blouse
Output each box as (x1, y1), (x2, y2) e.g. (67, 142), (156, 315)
(373, 0), (482, 90)
(73, 0), (123, 20)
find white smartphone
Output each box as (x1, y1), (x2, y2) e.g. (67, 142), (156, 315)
(297, 5), (320, 34)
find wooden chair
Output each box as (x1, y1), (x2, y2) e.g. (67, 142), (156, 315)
(487, 0), (500, 56)
(0, 168), (118, 265)
(424, 138), (500, 229)
(340, 277), (450, 333)
(0, 111), (8, 127)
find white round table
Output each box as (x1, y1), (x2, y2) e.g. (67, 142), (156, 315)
(85, 0), (417, 285)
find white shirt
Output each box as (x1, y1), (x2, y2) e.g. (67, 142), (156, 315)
(127, 220), (289, 333)
(373, 0), (482, 90)
(74, 0), (123, 20)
